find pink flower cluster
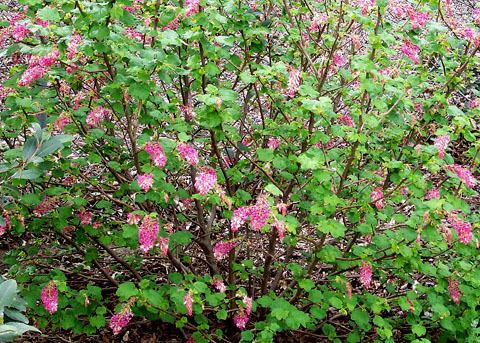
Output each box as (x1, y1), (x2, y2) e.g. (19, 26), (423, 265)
(425, 188), (440, 200)
(233, 311), (249, 330)
(177, 143), (199, 166)
(138, 215), (159, 253)
(11, 21), (30, 41)
(231, 196), (271, 232)
(67, 34), (82, 59)
(212, 279), (226, 293)
(127, 213), (142, 225)
(475, 8), (480, 25)
(33, 197), (58, 217)
(213, 240), (237, 260)
(370, 187), (384, 209)
(180, 104), (195, 121)
(447, 164), (476, 189)
(400, 40), (420, 64)
(359, 262), (372, 289)
(447, 214), (473, 245)
(18, 50), (59, 87)
(41, 281), (58, 314)
(194, 167), (217, 195)
(86, 106), (111, 127)
(434, 135), (449, 159)
(185, 0), (200, 17)
(137, 173), (154, 192)
(338, 114), (355, 127)
(407, 8), (429, 29)
(109, 306), (134, 335)
(267, 137), (280, 150)
(184, 292), (193, 316)
(448, 278), (461, 305)
(78, 208), (93, 225)
(145, 142), (167, 168)
(285, 67), (301, 98)
(273, 219), (286, 241)
(158, 236), (169, 257)
(54, 113), (72, 131)
(309, 13), (327, 32)
(0, 210), (11, 236)
(356, 0), (375, 16)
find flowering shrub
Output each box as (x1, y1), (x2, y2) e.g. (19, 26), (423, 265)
(0, 0), (479, 342)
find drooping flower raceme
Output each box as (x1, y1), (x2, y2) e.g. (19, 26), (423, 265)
(213, 241), (237, 260)
(138, 215), (159, 253)
(285, 67), (301, 98)
(177, 143), (199, 166)
(400, 40), (420, 64)
(137, 173), (154, 192)
(158, 236), (169, 257)
(434, 135), (450, 159)
(309, 13), (327, 32)
(67, 34), (82, 60)
(370, 187), (384, 209)
(360, 262), (372, 289)
(248, 195), (271, 231)
(78, 208), (93, 225)
(448, 278), (461, 305)
(447, 164), (476, 189)
(41, 281), (58, 314)
(231, 207), (249, 232)
(18, 50), (59, 87)
(194, 167), (217, 195)
(233, 311), (249, 330)
(338, 114), (355, 127)
(109, 305), (134, 335)
(273, 219), (286, 241)
(425, 188), (440, 200)
(184, 292), (193, 316)
(86, 106), (111, 127)
(267, 137), (280, 150)
(447, 214), (473, 245)
(213, 279), (226, 293)
(0, 209), (11, 236)
(243, 296), (253, 316)
(145, 141), (167, 168)
(185, 0), (200, 17)
(33, 197), (58, 217)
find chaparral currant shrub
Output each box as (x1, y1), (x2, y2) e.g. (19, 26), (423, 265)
(0, 0), (479, 342)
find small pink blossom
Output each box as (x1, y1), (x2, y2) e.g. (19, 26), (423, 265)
(78, 209), (93, 225)
(180, 104), (195, 121)
(212, 279), (226, 293)
(184, 292), (193, 316)
(332, 53), (347, 68)
(33, 197), (58, 217)
(356, 0), (375, 16)
(158, 236), (169, 257)
(338, 114), (355, 127)
(164, 15), (181, 31)
(448, 278), (461, 305)
(426, 188), (440, 200)
(231, 207), (249, 232)
(470, 98), (480, 108)
(285, 67), (301, 98)
(109, 305), (134, 335)
(400, 187), (409, 196)
(185, 0), (200, 17)
(274, 219), (286, 241)
(248, 195), (271, 231)
(54, 114), (71, 131)
(407, 8), (429, 29)
(474, 9), (480, 25)
(0, 210), (11, 237)
(195, 167), (217, 195)
(447, 214), (473, 245)
(276, 202), (288, 216)
(243, 296), (253, 315)
(41, 281), (58, 314)
(447, 164), (476, 188)
(67, 34), (82, 59)
(12, 22), (30, 41)
(233, 311), (249, 330)
(370, 187), (384, 209)
(267, 137), (280, 150)
(213, 241), (237, 260)
(127, 213), (142, 225)
(309, 13), (327, 32)
(36, 18), (49, 28)
(137, 173), (154, 192)
(434, 135), (450, 159)
(360, 262), (372, 288)
(86, 106), (111, 127)
(145, 142), (167, 168)
(138, 215), (159, 253)
(18, 65), (47, 87)
(400, 40), (420, 64)
(177, 143), (199, 166)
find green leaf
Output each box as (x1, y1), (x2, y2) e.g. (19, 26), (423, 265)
(116, 282), (138, 300)
(37, 7), (60, 21)
(265, 183), (282, 196)
(257, 148), (273, 162)
(22, 138), (37, 161)
(12, 169), (41, 180)
(351, 309), (370, 331)
(216, 309), (227, 320)
(0, 280), (17, 308)
(412, 323), (426, 337)
(37, 136), (72, 158)
(170, 231), (193, 245)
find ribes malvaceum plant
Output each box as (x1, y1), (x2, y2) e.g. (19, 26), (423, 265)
(0, 0), (479, 342)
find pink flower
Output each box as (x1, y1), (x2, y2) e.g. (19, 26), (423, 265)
(127, 213), (142, 225)
(447, 164), (476, 188)
(195, 167), (217, 195)
(109, 305), (134, 335)
(213, 241), (237, 260)
(145, 142), (167, 168)
(180, 104), (195, 121)
(233, 311), (249, 330)
(276, 202), (288, 216)
(425, 188), (440, 200)
(285, 67), (301, 98)
(460, 28), (479, 45)
(12, 22), (30, 41)
(18, 65), (47, 87)
(185, 0), (200, 17)
(474, 8), (480, 25)
(34, 197), (58, 217)
(78, 209), (93, 225)
(332, 53), (347, 68)
(164, 15), (181, 31)
(356, 0), (375, 16)
(434, 135), (450, 159)
(248, 195), (271, 231)
(400, 40), (420, 64)
(470, 98), (480, 108)
(86, 106), (111, 127)
(212, 279), (226, 293)
(400, 187), (409, 196)
(184, 292), (193, 316)
(158, 236), (169, 257)
(36, 18), (49, 27)
(359, 262), (372, 288)
(41, 281), (58, 314)
(138, 215), (159, 253)
(67, 34), (82, 59)
(370, 187), (384, 209)
(231, 207), (249, 232)
(407, 8), (429, 29)
(137, 173), (154, 192)
(54, 114), (71, 131)
(267, 137), (280, 150)
(243, 296), (253, 315)
(447, 214), (473, 245)
(274, 219), (286, 241)
(177, 143), (199, 166)
(309, 13), (327, 32)
(448, 278), (461, 305)
(0, 210), (11, 236)
(338, 114), (355, 127)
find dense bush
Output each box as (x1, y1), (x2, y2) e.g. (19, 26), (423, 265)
(0, 0), (479, 341)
